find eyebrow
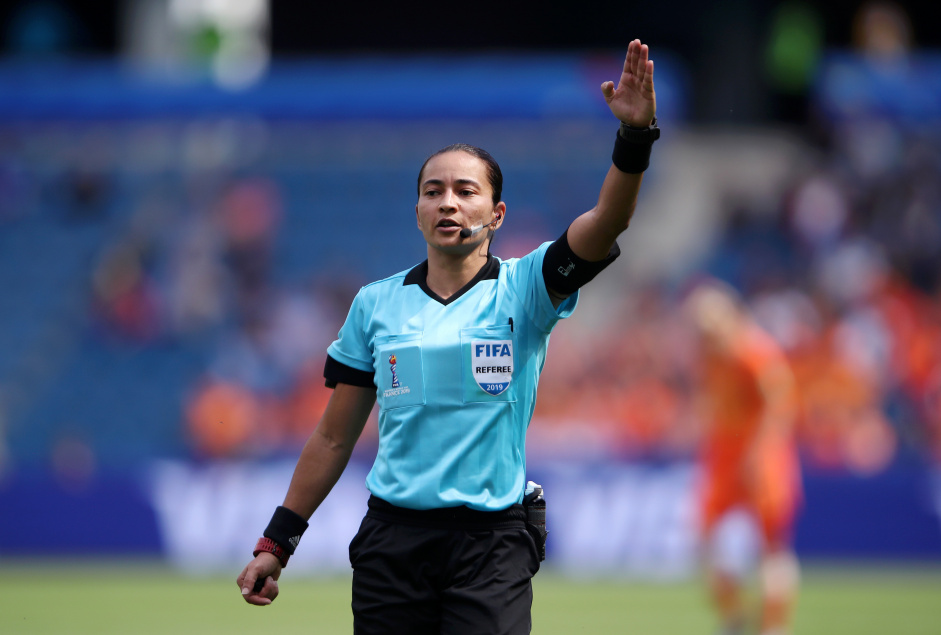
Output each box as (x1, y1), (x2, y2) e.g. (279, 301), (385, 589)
(421, 178), (482, 190)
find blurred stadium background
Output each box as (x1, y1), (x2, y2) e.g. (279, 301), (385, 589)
(1, 0), (941, 633)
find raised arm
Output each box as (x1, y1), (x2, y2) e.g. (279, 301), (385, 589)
(237, 382), (377, 605)
(567, 39), (658, 261)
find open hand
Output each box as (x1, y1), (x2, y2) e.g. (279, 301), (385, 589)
(601, 39), (657, 128)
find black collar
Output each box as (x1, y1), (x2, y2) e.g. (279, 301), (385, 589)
(403, 255), (500, 305)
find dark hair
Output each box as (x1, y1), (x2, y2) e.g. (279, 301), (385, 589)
(417, 143), (503, 205)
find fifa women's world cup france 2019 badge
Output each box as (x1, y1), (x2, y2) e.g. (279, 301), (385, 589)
(471, 340), (514, 395)
(389, 354), (399, 388)
(384, 353), (410, 398)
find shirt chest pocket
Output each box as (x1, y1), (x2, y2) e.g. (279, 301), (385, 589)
(461, 325), (518, 404)
(373, 332), (426, 410)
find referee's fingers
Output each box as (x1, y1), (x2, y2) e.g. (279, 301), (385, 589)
(238, 566), (278, 605)
(237, 571), (255, 596)
(241, 576), (278, 605)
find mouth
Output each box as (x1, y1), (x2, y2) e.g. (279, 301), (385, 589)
(436, 219), (462, 232)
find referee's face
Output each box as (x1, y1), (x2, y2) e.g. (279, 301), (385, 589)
(416, 151), (506, 254)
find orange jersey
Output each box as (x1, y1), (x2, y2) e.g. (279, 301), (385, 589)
(698, 326), (802, 543)
(701, 328), (781, 442)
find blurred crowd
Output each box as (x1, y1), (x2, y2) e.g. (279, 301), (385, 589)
(535, 1), (941, 473)
(532, 113), (941, 474)
(113, 109), (938, 476)
(3, 112), (939, 477)
(1, 2), (938, 478)
(82, 173), (367, 458)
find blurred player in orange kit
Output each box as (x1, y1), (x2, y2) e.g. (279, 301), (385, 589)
(685, 280), (802, 635)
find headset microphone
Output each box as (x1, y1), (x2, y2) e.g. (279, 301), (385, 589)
(460, 216), (500, 239)
(459, 224), (486, 239)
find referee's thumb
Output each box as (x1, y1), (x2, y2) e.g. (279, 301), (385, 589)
(601, 81), (615, 102)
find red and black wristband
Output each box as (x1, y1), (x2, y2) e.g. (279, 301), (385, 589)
(253, 505), (309, 568)
(254, 537), (291, 567)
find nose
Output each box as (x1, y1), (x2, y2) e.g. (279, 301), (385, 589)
(439, 189), (457, 211)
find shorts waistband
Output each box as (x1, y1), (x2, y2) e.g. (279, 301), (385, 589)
(366, 495), (526, 529)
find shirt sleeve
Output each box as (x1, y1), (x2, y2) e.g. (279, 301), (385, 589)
(325, 289), (376, 384)
(506, 241), (579, 333)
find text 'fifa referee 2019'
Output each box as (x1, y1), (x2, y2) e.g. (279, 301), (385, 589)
(237, 38), (660, 635)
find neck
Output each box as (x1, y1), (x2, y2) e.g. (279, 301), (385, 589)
(425, 245), (490, 300)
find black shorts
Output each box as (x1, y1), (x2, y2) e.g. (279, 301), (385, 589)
(349, 495), (541, 635)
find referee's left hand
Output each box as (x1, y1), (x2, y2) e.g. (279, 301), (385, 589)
(601, 39), (657, 128)
(237, 552), (282, 606)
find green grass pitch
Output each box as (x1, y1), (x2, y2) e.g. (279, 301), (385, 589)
(1, 561), (939, 634)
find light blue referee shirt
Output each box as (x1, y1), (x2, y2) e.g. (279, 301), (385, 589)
(326, 243), (577, 511)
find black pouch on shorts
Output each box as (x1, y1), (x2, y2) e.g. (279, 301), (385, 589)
(523, 482), (547, 561)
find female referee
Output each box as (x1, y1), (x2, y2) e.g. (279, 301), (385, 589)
(237, 39), (659, 634)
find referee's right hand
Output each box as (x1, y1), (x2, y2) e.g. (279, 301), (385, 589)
(237, 552), (282, 605)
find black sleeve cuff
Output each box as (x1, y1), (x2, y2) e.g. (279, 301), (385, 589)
(542, 229), (621, 296)
(324, 354), (376, 389)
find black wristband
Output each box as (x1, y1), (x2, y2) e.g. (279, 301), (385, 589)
(263, 506), (309, 555)
(611, 117), (660, 174)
